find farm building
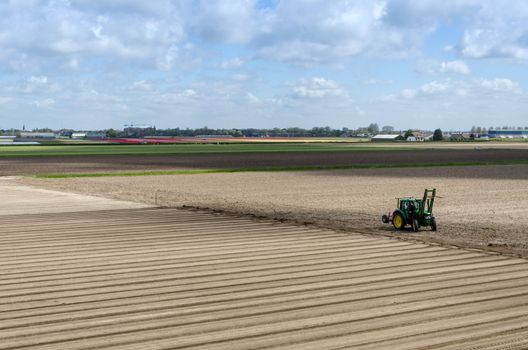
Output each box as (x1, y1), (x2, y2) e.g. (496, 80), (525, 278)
(407, 134), (433, 142)
(371, 134), (404, 142)
(488, 130), (528, 139)
(71, 133), (86, 139)
(19, 132), (56, 139)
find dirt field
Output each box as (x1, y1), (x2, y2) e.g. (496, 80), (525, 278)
(0, 177), (149, 215)
(20, 164), (528, 258)
(2, 207), (528, 349)
(2, 148), (528, 175)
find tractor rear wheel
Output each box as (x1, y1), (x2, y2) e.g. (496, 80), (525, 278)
(392, 212), (404, 230)
(431, 218), (437, 231)
(412, 219), (419, 232)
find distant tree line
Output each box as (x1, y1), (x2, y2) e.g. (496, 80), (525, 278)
(3, 124), (527, 139)
(108, 125), (399, 138)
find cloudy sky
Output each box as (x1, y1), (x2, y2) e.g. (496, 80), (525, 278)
(1, 0), (528, 130)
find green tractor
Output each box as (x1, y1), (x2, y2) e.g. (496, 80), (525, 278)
(382, 189), (437, 232)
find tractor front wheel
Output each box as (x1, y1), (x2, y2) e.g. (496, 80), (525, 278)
(431, 218), (437, 231)
(392, 212), (405, 230)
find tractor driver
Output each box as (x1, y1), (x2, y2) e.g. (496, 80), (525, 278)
(407, 201), (415, 218)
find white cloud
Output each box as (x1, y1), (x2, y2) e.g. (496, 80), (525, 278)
(291, 77), (346, 98)
(439, 61), (471, 74)
(131, 80), (153, 91)
(219, 57), (246, 69)
(0, 0), (189, 71)
(390, 77), (524, 101)
(2, 0), (528, 73)
(421, 81), (450, 94)
(454, 2), (528, 60)
(254, 1), (418, 64)
(362, 79), (394, 86)
(5, 75), (58, 94)
(190, 0), (259, 44)
(391, 81), (453, 100)
(0, 96), (13, 104)
(67, 58), (80, 70)
(416, 60), (471, 75)
(31, 98), (55, 108)
(479, 78), (521, 92)
(231, 73), (251, 82)
(30, 76), (48, 84)
(246, 92), (262, 105)
(400, 89), (417, 99)
(180, 89), (197, 97)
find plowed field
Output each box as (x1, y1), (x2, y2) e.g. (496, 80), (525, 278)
(21, 165), (528, 257)
(2, 207), (528, 349)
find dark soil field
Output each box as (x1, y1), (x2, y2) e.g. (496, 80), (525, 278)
(1, 148), (527, 175)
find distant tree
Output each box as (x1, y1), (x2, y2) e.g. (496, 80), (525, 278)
(367, 123), (379, 135)
(404, 129), (414, 139)
(433, 129), (443, 141)
(357, 127), (368, 133)
(381, 125), (394, 133)
(105, 128), (117, 138)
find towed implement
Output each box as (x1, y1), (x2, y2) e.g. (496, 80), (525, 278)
(382, 188), (437, 232)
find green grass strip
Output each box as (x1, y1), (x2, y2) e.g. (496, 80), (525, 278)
(35, 159), (528, 179)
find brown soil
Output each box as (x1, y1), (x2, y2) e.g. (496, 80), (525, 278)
(3, 207), (527, 349)
(19, 164), (528, 258)
(2, 148), (528, 175)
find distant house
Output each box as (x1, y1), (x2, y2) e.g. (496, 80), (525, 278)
(415, 132), (433, 142)
(371, 134), (405, 142)
(71, 133), (86, 139)
(449, 133), (470, 142)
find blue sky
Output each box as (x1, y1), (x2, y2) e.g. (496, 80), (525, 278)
(0, 0), (527, 130)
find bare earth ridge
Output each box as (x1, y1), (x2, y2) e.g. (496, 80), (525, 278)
(19, 164), (528, 258)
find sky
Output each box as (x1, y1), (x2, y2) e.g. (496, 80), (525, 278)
(1, 0), (528, 131)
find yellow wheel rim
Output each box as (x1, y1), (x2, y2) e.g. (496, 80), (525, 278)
(393, 215), (403, 229)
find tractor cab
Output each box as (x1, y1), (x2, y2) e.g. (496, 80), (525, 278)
(382, 189), (437, 232)
(398, 197), (420, 217)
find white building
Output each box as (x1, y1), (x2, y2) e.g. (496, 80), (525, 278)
(371, 134), (405, 142)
